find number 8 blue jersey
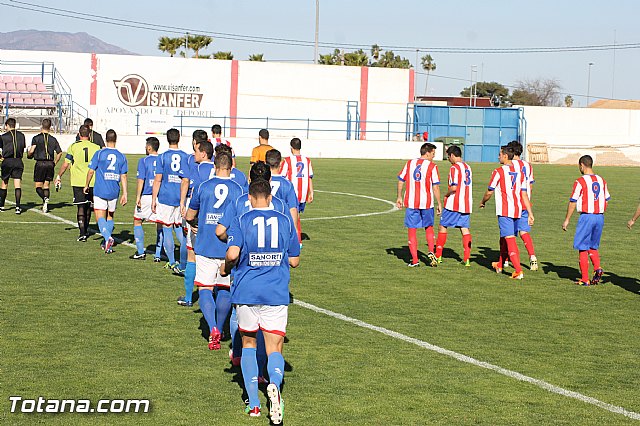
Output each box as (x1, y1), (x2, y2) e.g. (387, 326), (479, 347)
(156, 149), (189, 206)
(189, 176), (244, 258)
(228, 208), (301, 306)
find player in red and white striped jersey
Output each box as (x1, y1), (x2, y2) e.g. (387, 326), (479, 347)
(509, 141), (538, 271)
(280, 138), (314, 242)
(396, 143), (442, 267)
(479, 145), (534, 280)
(562, 155), (610, 285)
(434, 146), (473, 266)
(210, 124), (236, 168)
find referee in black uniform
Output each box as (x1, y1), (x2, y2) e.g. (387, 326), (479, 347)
(28, 118), (62, 213)
(0, 118), (26, 214)
(75, 117), (105, 148)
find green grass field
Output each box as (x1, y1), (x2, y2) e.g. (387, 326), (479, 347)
(1, 155), (639, 425)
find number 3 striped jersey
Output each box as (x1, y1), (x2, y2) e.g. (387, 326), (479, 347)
(281, 155), (314, 203)
(444, 162), (473, 213)
(488, 164), (526, 218)
(398, 159), (440, 209)
(569, 174), (610, 214)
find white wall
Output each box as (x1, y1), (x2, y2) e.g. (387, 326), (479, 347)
(22, 132), (443, 161)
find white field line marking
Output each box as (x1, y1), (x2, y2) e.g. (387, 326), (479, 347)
(294, 299), (640, 421)
(303, 190), (398, 221)
(13, 202), (138, 250)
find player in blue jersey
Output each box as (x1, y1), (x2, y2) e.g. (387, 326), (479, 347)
(84, 129), (128, 254)
(221, 179), (300, 423)
(215, 143), (248, 191)
(216, 161), (287, 371)
(265, 149), (300, 244)
(152, 129), (189, 273)
(185, 152), (244, 350)
(130, 137), (164, 261)
(177, 136), (216, 307)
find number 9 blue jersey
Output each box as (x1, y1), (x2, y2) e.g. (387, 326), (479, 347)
(190, 176), (244, 258)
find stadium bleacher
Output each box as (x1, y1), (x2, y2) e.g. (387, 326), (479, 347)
(0, 75), (55, 107)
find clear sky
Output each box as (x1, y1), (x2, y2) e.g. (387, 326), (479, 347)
(2, 0), (639, 105)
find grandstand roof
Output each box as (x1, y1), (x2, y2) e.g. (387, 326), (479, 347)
(588, 99), (640, 110)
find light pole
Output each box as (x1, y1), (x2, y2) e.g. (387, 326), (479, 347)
(587, 62), (594, 106)
(415, 49), (419, 99)
(314, 0), (319, 64)
(470, 65), (477, 106)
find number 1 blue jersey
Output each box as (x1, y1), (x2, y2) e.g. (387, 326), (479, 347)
(89, 147), (128, 200)
(136, 154), (158, 196)
(189, 176), (244, 258)
(156, 149), (189, 206)
(228, 208), (300, 306)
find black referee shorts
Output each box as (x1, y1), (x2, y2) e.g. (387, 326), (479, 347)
(72, 186), (94, 205)
(1, 158), (24, 181)
(34, 160), (56, 183)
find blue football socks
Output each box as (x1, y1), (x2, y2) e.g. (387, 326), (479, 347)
(215, 287), (232, 335)
(162, 226), (175, 264)
(97, 217), (109, 241)
(155, 228), (164, 258)
(241, 347), (260, 409)
(267, 352), (285, 389)
(183, 261), (196, 303)
(230, 308), (242, 359)
(257, 331), (267, 379)
(198, 288), (217, 333)
(134, 225), (144, 255)
(176, 225), (186, 270)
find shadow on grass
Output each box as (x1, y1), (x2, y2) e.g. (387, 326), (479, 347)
(301, 232), (311, 241)
(113, 229), (134, 245)
(541, 261), (579, 280)
(385, 246), (435, 266)
(604, 271), (640, 295)
(471, 246), (501, 272)
(45, 201), (70, 212)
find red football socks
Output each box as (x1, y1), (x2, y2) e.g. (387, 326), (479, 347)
(462, 234), (472, 262)
(579, 250), (590, 282)
(425, 226), (435, 253)
(588, 249), (601, 270)
(497, 237), (508, 267)
(520, 232), (536, 257)
(408, 228), (418, 264)
(506, 237), (522, 273)
(435, 232), (447, 258)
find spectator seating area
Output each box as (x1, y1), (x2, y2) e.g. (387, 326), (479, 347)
(0, 75), (55, 106)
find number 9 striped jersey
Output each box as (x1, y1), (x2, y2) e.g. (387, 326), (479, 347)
(569, 174), (610, 214)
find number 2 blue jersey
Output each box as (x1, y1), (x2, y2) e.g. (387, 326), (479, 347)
(218, 192), (287, 229)
(228, 208), (300, 306)
(270, 175), (298, 210)
(136, 154), (158, 196)
(89, 147), (128, 200)
(189, 176), (244, 258)
(156, 149), (189, 206)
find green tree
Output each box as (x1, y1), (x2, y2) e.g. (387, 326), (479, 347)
(187, 35), (213, 59)
(213, 51), (234, 60)
(249, 53), (265, 62)
(374, 50), (411, 69)
(344, 49), (369, 66)
(564, 94), (574, 107)
(460, 81), (510, 105)
(318, 53), (336, 65)
(158, 36), (184, 57)
(371, 44), (381, 61)
(420, 54), (436, 95)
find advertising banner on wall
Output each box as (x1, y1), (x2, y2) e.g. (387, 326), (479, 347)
(94, 55), (232, 135)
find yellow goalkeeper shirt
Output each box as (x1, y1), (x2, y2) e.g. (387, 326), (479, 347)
(65, 140), (100, 187)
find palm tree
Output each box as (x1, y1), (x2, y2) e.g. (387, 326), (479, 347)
(249, 54), (265, 62)
(318, 53), (335, 65)
(344, 49), (368, 66)
(564, 95), (574, 107)
(371, 44), (381, 61)
(421, 54), (436, 95)
(187, 35), (213, 59)
(158, 36), (184, 57)
(213, 51), (234, 60)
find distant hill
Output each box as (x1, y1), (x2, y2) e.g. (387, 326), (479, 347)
(0, 30), (136, 55)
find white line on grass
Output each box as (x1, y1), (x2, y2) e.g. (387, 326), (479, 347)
(303, 190), (398, 221)
(293, 299), (640, 421)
